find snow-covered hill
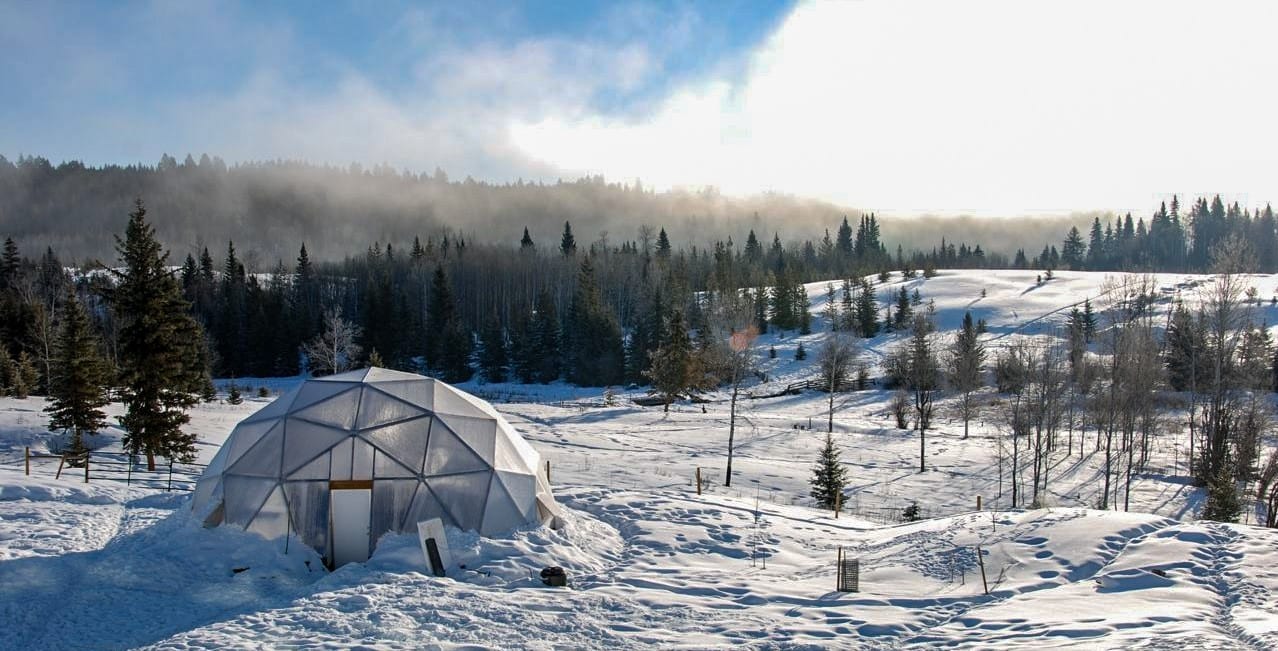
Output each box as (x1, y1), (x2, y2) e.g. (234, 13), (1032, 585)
(1, 269), (1276, 649)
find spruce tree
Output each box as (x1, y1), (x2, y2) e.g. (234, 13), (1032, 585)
(810, 432), (848, 510)
(532, 290), (562, 383)
(45, 287), (109, 455)
(479, 315), (508, 383)
(947, 311), (985, 439)
(1202, 464), (1241, 523)
(226, 381), (243, 405)
(855, 278), (879, 337)
(655, 228), (672, 258)
(520, 227), (535, 250)
(1081, 298), (1097, 342)
(560, 221), (577, 256)
(566, 258), (624, 385)
(112, 199), (205, 470)
(425, 265), (457, 371)
(438, 320), (474, 383)
(644, 308), (699, 412)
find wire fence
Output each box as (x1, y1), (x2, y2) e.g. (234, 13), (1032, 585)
(6, 447), (206, 492)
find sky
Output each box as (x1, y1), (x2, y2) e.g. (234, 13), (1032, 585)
(2, 0), (1276, 216)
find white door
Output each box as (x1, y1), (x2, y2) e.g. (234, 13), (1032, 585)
(330, 488), (372, 567)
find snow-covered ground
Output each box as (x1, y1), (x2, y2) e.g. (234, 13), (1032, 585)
(1, 270), (1276, 649)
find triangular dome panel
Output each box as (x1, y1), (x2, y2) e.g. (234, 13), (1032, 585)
(423, 425), (489, 476)
(428, 471), (492, 532)
(372, 380), (435, 411)
(291, 386), (360, 429)
(226, 424), (285, 477)
(437, 413), (497, 462)
(356, 387), (429, 430)
(282, 418), (353, 474)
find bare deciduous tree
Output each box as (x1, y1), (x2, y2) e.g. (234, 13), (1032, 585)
(303, 307), (363, 375)
(817, 333), (858, 433)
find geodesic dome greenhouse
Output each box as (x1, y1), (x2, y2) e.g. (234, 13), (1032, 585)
(192, 368), (559, 566)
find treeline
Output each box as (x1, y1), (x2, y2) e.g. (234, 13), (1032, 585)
(0, 153), (1082, 263)
(0, 202), (989, 385)
(1030, 195), (1278, 272)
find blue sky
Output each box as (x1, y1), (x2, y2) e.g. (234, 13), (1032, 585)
(3, 1), (1278, 215)
(0, 1), (791, 169)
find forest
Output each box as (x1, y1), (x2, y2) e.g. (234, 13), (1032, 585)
(3, 156), (1278, 524)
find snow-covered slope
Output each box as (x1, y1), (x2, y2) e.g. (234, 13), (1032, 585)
(1, 269), (1276, 649)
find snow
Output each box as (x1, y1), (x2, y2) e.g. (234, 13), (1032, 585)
(0, 269), (1276, 649)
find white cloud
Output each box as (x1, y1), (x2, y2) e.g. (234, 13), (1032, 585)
(510, 0), (1278, 215)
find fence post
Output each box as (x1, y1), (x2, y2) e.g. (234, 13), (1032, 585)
(976, 495), (982, 511)
(545, 459), (551, 484)
(695, 467), (702, 495)
(167, 458), (174, 492)
(836, 546), (843, 591)
(834, 491), (841, 519)
(977, 545), (989, 595)
(84, 452), (89, 484)
(24, 447), (30, 476)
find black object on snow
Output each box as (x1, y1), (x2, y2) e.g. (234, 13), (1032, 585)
(540, 566), (567, 587)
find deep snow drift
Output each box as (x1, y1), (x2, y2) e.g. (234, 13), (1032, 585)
(1, 269), (1276, 649)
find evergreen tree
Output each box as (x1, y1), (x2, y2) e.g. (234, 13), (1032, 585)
(45, 287), (109, 455)
(656, 228), (672, 258)
(626, 286), (666, 383)
(753, 287), (769, 334)
(1081, 298), (1097, 342)
(437, 319), (474, 383)
(226, 381), (243, 405)
(560, 221), (577, 256)
(835, 217), (854, 257)
(810, 432), (848, 510)
(854, 278), (879, 337)
(824, 283), (840, 331)
(531, 290), (562, 383)
(795, 342), (807, 360)
(425, 265), (457, 371)
(478, 315), (509, 383)
(1202, 464), (1241, 523)
(644, 308), (702, 412)
(893, 286), (912, 330)
(111, 199), (205, 470)
(743, 230), (763, 263)
(1061, 226), (1086, 269)
(520, 227), (535, 250)
(566, 258), (624, 386)
(0, 237), (19, 289)
(947, 311), (986, 439)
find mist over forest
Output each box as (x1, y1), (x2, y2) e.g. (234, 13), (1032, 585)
(0, 154), (1090, 265)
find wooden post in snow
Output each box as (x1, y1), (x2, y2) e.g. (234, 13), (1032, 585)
(695, 467), (702, 495)
(977, 545), (989, 595)
(836, 546), (843, 591)
(976, 495), (982, 511)
(84, 453), (89, 484)
(545, 459), (551, 483)
(834, 491), (841, 519)
(24, 447), (29, 476)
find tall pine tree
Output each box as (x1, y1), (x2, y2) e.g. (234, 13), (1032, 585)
(45, 287), (109, 455)
(112, 199), (205, 470)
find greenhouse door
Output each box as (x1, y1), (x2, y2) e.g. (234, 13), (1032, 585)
(330, 480), (373, 567)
